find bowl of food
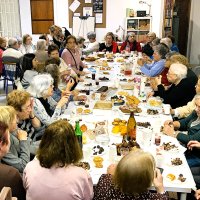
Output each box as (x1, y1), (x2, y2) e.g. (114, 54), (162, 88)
(147, 97), (163, 108)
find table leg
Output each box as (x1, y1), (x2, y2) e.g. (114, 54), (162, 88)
(180, 193), (187, 200)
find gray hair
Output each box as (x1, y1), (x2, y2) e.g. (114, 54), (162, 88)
(125, 32), (136, 41)
(87, 31), (96, 40)
(152, 38), (160, 46)
(160, 37), (172, 49)
(27, 74), (53, 98)
(165, 51), (180, 59)
(8, 38), (18, 47)
(170, 63), (187, 80)
(76, 36), (85, 44)
(154, 44), (169, 59)
(36, 39), (46, 51)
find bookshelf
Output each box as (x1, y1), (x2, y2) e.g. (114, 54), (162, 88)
(163, 0), (175, 37)
(125, 17), (151, 42)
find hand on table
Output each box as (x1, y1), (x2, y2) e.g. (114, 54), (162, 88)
(163, 122), (175, 136)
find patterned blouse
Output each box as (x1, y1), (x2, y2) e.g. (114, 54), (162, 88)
(93, 174), (168, 200)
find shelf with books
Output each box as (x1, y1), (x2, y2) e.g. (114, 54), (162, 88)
(125, 17), (151, 41)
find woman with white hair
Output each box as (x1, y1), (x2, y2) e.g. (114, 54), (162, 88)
(152, 63), (196, 108)
(27, 74), (70, 126)
(82, 31), (99, 54)
(120, 32), (142, 53)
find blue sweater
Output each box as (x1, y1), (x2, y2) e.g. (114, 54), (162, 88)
(140, 59), (165, 77)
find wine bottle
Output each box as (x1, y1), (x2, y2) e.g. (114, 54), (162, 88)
(127, 111), (137, 140)
(75, 120), (82, 149)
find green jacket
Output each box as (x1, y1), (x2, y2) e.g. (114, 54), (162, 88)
(177, 111), (200, 145)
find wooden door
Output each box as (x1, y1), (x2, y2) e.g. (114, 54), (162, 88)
(173, 0), (191, 55)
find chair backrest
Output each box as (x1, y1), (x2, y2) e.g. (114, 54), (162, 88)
(0, 187), (17, 200)
(2, 62), (17, 81)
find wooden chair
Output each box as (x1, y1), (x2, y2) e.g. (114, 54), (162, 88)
(0, 187), (17, 200)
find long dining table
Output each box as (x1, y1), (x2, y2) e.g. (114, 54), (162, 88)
(61, 55), (196, 200)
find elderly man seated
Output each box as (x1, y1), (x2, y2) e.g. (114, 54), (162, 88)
(150, 63), (196, 109)
(82, 31), (99, 55)
(2, 38), (23, 63)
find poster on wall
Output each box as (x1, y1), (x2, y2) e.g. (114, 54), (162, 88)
(83, 7), (93, 16)
(93, 0), (103, 13)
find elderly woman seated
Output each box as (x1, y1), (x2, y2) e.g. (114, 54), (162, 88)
(93, 150), (167, 200)
(163, 94), (200, 168)
(99, 32), (119, 53)
(82, 31), (99, 54)
(23, 119), (93, 200)
(7, 90), (43, 151)
(0, 106), (30, 173)
(120, 32), (142, 53)
(27, 74), (70, 126)
(138, 43), (169, 77)
(0, 120), (26, 200)
(151, 63), (196, 108)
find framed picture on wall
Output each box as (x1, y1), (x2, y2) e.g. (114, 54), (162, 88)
(83, 7), (93, 16)
(93, 0), (103, 13)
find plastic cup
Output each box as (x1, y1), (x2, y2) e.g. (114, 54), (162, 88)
(163, 104), (170, 115)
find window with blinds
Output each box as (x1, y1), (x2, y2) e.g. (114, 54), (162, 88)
(0, 0), (21, 37)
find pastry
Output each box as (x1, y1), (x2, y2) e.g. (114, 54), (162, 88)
(93, 156), (104, 168)
(166, 173), (176, 181)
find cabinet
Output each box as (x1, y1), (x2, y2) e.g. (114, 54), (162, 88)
(163, 0), (175, 37)
(125, 17), (151, 42)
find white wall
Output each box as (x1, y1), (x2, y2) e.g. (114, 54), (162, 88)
(187, 0), (200, 65)
(19, 0), (164, 43)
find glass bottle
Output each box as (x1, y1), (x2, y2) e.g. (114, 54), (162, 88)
(75, 120), (82, 149)
(127, 111), (137, 140)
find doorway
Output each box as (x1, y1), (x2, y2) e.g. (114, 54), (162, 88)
(172, 0), (191, 55)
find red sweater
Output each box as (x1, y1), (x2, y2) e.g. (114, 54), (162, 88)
(120, 41), (142, 52)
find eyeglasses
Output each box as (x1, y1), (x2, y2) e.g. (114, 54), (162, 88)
(21, 104), (32, 111)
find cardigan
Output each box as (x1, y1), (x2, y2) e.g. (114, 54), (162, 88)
(177, 111), (200, 145)
(154, 77), (196, 109)
(1, 133), (30, 173)
(99, 42), (119, 53)
(120, 41), (142, 52)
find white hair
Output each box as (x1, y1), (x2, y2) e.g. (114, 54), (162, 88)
(36, 39), (46, 51)
(8, 38), (18, 47)
(27, 74), (53, 98)
(170, 63), (187, 80)
(160, 37), (172, 49)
